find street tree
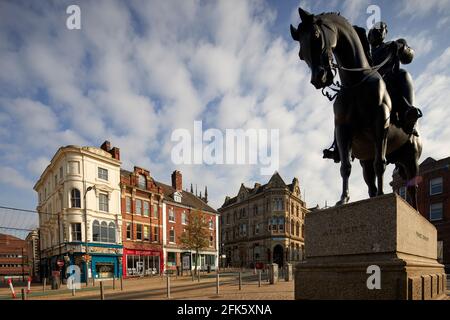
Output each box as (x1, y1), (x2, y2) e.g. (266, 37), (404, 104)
(179, 209), (210, 276)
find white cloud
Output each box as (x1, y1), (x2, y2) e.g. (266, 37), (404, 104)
(0, 167), (34, 190)
(0, 0), (448, 211)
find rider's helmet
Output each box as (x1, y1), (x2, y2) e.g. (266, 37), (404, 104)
(368, 21), (388, 47)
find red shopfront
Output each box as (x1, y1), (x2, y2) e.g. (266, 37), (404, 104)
(122, 249), (163, 278)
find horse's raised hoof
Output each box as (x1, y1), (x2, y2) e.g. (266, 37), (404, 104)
(335, 196), (350, 206)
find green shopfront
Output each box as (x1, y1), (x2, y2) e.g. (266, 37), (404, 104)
(88, 243), (122, 279)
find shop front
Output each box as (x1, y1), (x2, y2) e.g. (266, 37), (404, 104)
(87, 243), (123, 279)
(123, 248), (163, 278)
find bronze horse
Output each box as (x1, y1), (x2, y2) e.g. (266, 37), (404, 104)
(290, 8), (422, 209)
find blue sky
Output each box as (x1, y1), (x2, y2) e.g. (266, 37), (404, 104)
(0, 0), (449, 234)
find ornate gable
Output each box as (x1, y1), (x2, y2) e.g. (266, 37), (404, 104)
(267, 171), (286, 189)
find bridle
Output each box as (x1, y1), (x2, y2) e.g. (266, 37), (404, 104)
(313, 21), (394, 101)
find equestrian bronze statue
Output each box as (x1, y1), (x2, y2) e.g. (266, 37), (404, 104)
(290, 8), (422, 209)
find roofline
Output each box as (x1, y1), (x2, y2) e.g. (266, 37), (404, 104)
(33, 145), (121, 191)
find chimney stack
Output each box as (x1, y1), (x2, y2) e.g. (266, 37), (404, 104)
(100, 141), (111, 152)
(171, 170), (182, 191)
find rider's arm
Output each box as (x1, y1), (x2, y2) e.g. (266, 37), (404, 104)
(396, 38), (415, 65)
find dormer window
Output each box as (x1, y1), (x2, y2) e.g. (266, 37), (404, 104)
(174, 192), (181, 203)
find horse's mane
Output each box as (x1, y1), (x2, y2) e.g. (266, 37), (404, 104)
(317, 12), (373, 65)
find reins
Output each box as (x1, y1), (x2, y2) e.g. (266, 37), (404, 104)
(319, 23), (394, 101)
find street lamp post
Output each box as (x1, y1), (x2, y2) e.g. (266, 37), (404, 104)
(84, 186), (94, 285)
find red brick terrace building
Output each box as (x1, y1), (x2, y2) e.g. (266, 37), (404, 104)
(0, 234), (30, 282)
(120, 167), (164, 278)
(391, 156), (450, 270)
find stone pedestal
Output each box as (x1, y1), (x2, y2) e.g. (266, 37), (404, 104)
(270, 263), (278, 284)
(285, 263), (293, 281)
(295, 194), (446, 300)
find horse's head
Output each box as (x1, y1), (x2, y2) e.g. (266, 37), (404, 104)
(290, 8), (336, 89)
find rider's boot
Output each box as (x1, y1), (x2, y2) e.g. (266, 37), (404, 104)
(403, 106), (422, 136)
(323, 148), (341, 163)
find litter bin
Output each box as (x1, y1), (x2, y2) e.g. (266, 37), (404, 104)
(207, 265), (211, 273)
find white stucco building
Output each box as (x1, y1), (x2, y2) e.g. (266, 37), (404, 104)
(34, 141), (123, 281)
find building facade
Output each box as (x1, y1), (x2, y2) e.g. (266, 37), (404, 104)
(218, 172), (308, 268)
(157, 171), (219, 273)
(120, 167), (164, 278)
(34, 141), (123, 282)
(391, 156), (450, 271)
(0, 234), (30, 282)
(25, 230), (40, 281)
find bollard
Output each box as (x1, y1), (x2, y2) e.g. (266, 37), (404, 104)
(167, 274), (171, 299)
(197, 270), (200, 282)
(27, 277), (31, 294)
(92, 276), (95, 287)
(216, 272), (220, 295)
(21, 288), (26, 300)
(100, 281), (104, 300)
(258, 270), (261, 287)
(8, 279), (16, 299)
(43, 278), (46, 292)
(120, 276), (123, 291)
(113, 276), (116, 290)
(238, 272), (242, 290)
(191, 269), (194, 282)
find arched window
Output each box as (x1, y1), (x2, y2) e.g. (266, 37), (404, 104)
(108, 222), (116, 243)
(93, 220), (100, 242)
(291, 219), (295, 235)
(71, 189), (81, 208)
(296, 222), (300, 236)
(100, 221), (108, 242)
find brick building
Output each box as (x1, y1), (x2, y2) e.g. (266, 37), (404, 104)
(391, 156), (450, 270)
(0, 234), (30, 282)
(218, 172), (308, 269)
(120, 167), (164, 278)
(156, 171), (219, 273)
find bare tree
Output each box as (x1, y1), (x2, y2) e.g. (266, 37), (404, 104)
(179, 209), (210, 276)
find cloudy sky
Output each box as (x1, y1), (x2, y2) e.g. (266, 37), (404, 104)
(0, 0), (449, 222)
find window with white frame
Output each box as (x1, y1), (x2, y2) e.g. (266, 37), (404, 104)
(144, 225), (150, 241)
(99, 193), (109, 212)
(182, 211), (187, 224)
(169, 208), (175, 222)
(71, 223), (82, 241)
(136, 224), (143, 240)
(126, 197), (131, 213)
(98, 167), (108, 181)
(209, 218), (213, 229)
(143, 201), (149, 216)
(430, 177), (443, 196)
(153, 226), (159, 242)
(153, 204), (158, 218)
(430, 203), (443, 221)
(92, 221), (116, 243)
(174, 193), (181, 203)
(169, 227), (175, 243)
(71, 189), (81, 208)
(136, 199), (142, 215)
(126, 223), (132, 240)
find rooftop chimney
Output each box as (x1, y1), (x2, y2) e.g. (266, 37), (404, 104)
(171, 170), (182, 191)
(110, 147), (120, 161)
(100, 141), (111, 152)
